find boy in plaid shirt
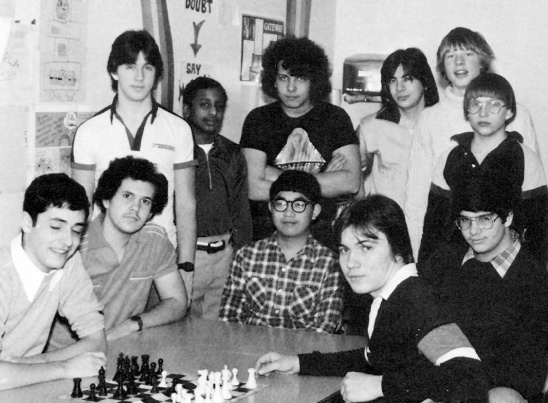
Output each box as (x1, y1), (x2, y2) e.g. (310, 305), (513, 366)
(219, 170), (343, 333)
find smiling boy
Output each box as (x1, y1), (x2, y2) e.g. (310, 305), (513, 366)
(219, 170), (344, 333)
(419, 73), (548, 263)
(404, 27), (541, 259)
(0, 174), (106, 390)
(420, 176), (548, 402)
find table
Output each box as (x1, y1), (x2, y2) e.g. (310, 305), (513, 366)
(0, 316), (365, 402)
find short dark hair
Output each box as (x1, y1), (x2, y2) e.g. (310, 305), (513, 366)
(333, 195), (414, 264)
(464, 72), (516, 125)
(378, 48), (439, 123)
(269, 170), (321, 204)
(107, 30), (164, 92)
(182, 76), (228, 107)
(94, 156), (168, 218)
(24, 173), (89, 224)
(451, 175), (518, 224)
(261, 37), (332, 104)
(436, 27), (494, 83)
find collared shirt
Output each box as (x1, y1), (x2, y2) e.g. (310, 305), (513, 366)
(462, 231), (521, 278)
(219, 233), (344, 333)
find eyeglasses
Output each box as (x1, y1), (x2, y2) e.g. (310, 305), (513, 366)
(271, 198), (311, 213)
(468, 99), (506, 114)
(455, 214), (499, 230)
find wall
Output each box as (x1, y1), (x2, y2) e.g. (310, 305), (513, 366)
(309, 0), (548, 176)
(0, 0), (286, 247)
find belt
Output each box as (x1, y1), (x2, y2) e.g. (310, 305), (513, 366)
(196, 239), (226, 254)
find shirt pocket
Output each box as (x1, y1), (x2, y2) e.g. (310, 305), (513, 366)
(247, 276), (267, 313)
(288, 285), (317, 319)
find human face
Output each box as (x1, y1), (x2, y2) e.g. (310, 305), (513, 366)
(467, 96), (512, 139)
(111, 52), (156, 104)
(458, 210), (513, 262)
(269, 191), (320, 240)
(275, 61), (313, 117)
(338, 226), (401, 297)
(22, 206), (86, 273)
(184, 88), (225, 139)
(388, 65), (425, 113)
(443, 46), (482, 95)
(103, 178), (155, 236)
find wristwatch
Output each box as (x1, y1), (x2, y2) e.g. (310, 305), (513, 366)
(178, 262), (195, 272)
(130, 315), (143, 331)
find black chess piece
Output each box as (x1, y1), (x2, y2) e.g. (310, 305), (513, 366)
(85, 383), (100, 402)
(71, 378), (83, 398)
(131, 355), (140, 375)
(97, 366), (108, 397)
(112, 376), (127, 400)
(139, 354), (150, 382)
(150, 373), (159, 394)
(127, 374), (138, 396)
(157, 358), (164, 374)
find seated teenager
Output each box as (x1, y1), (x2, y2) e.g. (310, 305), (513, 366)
(219, 170), (344, 333)
(0, 174), (106, 390)
(420, 176), (548, 403)
(420, 73), (548, 264)
(49, 156), (188, 347)
(255, 195), (492, 403)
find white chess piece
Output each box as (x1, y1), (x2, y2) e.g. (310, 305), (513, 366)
(221, 366), (233, 391)
(231, 368), (239, 387)
(221, 376), (232, 400)
(245, 368), (257, 389)
(204, 384), (213, 403)
(171, 392), (181, 403)
(182, 391), (193, 403)
(159, 370), (168, 388)
(212, 372), (224, 403)
(175, 383), (183, 396)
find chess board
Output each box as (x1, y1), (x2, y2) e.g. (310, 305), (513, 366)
(60, 372), (267, 402)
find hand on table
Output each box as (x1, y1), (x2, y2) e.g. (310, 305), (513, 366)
(255, 352), (300, 376)
(325, 153), (346, 172)
(63, 352), (107, 379)
(340, 372), (382, 403)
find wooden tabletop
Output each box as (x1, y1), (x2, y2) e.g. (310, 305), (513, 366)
(0, 316), (365, 402)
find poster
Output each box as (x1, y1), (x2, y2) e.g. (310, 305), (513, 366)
(0, 105), (29, 192)
(39, 0), (87, 102)
(240, 15), (283, 82)
(177, 61), (215, 114)
(34, 111), (94, 177)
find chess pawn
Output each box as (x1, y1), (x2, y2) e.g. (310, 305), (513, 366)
(159, 369), (168, 388)
(171, 392), (181, 403)
(245, 368), (257, 389)
(231, 368), (239, 387)
(112, 377), (127, 400)
(88, 383), (98, 402)
(212, 372), (224, 403)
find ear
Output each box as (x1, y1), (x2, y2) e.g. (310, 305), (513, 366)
(312, 203), (322, 220)
(268, 202), (273, 214)
(21, 212), (34, 234)
(503, 212), (514, 228)
(182, 104), (191, 119)
(110, 72), (118, 82)
(103, 199), (110, 211)
(505, 108), (514, 121)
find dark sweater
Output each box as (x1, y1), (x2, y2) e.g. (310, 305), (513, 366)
(420, 243), (548, 400)
(299, 277), (490, 402)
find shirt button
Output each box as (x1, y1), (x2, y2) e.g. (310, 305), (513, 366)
(275, 309), (280, 314)
(471, 164), (476, 168)
(278, 289), (283, 294)
(282, 268), (287, 272)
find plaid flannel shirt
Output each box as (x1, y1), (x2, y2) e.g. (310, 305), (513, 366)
(219, 233), (344, 333)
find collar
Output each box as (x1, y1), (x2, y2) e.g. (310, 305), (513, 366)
(84, 214), (141, 252)
(377, 263), (418, 301)
(462, 231), (520, 278)
(271, 232), (316, 258)
(11, 235), (62, 302)
(109, 95), (159, 124)
(444, 86), (464, 105)
(451, 130), (524, 146)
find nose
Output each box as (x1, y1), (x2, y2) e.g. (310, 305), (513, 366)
(396, 79), (405, 92)
(478, 103), (489, 117)
(455, 53), (464, 65)
(283, 205), (296, 217)
(135, 67), (144, 81)
(129, 199), (140, 212)
(469, 219), (482, 235)
(345, 250), (360, 270)
(60, 228), (74, 247)
(287, 77), (296, 92)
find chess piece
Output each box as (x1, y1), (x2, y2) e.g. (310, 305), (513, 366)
(113, 360), (123, 383)
(221, 365), (232, 390)
(112, 377), (127, 400)
(127, 374), (138, 395)
(140, 354), (150, 382)
(211, 372), (224, 403)
(71, 378), (83, 398)
(159, 370), (168, 388)
(157, 358), (164, 374)
(245, 368), (257, 389)
(231, 368), (239, 386)
(221, 376), (232, 400)
(150, 372), (159, 393)
(97, 367), (108, 396)
(131, 356), (140, 375)
(87, 383), (99, 402)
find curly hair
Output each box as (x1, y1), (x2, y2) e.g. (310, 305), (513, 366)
(94, 156), (168, 218)
(107, 30), (164, 92)
(377, 48), (439, 123)
(261, 37), (332, 104)
(182, 76), (227, 107)
(436, 27), (494, 83)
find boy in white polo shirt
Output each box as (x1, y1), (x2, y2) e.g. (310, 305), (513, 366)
(0, 173), (106, 390)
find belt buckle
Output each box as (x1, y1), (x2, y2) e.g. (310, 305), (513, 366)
(207, 240), (225, 254)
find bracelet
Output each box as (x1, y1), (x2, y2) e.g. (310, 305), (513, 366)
(130, 315), (143, 331)
(178, 262), (195, 272)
